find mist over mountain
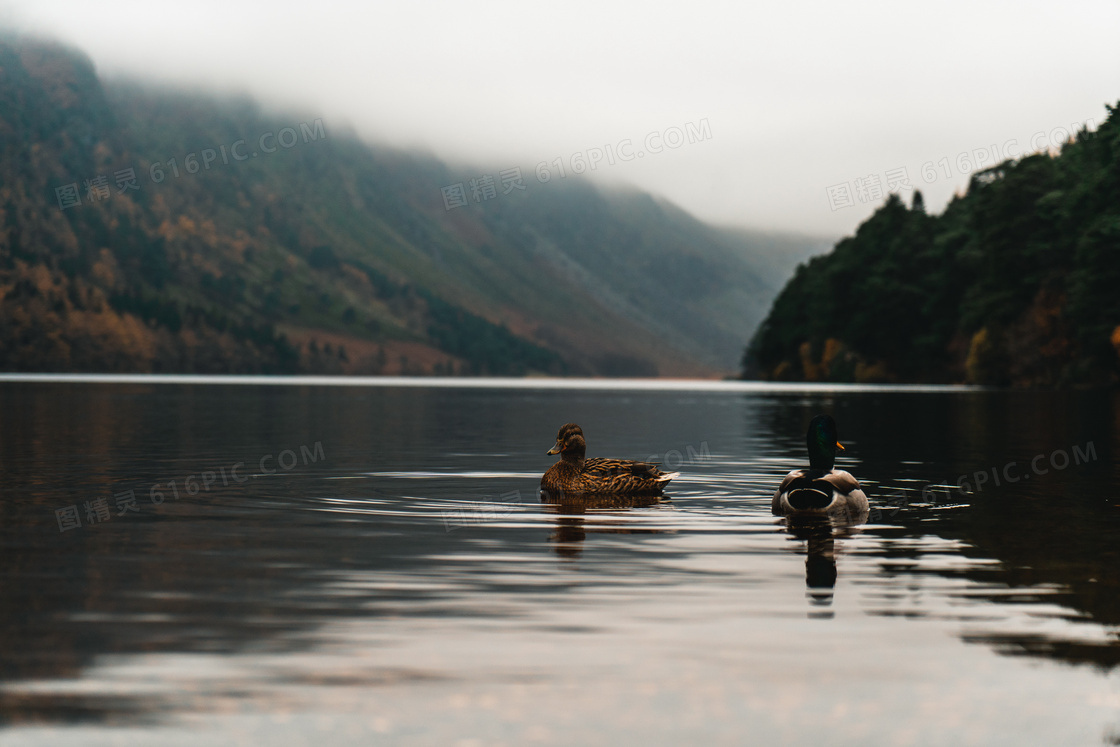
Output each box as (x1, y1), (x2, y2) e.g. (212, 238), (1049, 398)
(0, 36), (823, 377)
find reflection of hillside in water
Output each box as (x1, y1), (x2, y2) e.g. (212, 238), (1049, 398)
(868, 390), (1118, 670)
(947, 390), (1117, 671)
(0, 383), (517, 723)
(933, 474), (1120, 670)
(1, 380), (1117, 734)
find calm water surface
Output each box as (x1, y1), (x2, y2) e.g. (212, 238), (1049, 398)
(0, 378), (1118, 746)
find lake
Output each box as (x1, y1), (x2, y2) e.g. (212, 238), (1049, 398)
(0, 376), (1118, 746)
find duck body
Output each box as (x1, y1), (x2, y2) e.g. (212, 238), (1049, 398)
(773, 415), (868, 520)
(772, 467), (868, 518)
(542, 456), (675, 495)
(541, 423), (678, 496)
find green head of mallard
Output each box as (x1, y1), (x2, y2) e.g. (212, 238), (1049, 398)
(806, 414), (845, 471)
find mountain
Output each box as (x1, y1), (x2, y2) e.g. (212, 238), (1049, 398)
(0, 35), (823, 377)
(743, 101), (1120, 387)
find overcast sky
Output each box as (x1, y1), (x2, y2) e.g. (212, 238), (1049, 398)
(3, 0), (1117, 238)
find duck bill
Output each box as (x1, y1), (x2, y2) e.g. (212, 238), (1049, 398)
(835, 441), (845, 451)
(546, 442), (562, 455)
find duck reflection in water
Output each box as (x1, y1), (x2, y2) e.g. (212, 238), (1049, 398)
(773, 415), (870, 614)
(780, 514), (867, 613)
(540, 491), (667, 559)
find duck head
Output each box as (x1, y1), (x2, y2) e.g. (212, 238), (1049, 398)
(807, 414), (845, 471)
(547, 423), (584, 455)
(547, 424), (586, 464)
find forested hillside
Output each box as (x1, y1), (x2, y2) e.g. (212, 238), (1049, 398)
(744, 102), (1120, 387)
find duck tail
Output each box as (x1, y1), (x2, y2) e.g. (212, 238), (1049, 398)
(657, 471), (681, 484)
(787, 487), (832, 510)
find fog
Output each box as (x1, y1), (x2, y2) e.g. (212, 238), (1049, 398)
(3, 0), (1117, 237)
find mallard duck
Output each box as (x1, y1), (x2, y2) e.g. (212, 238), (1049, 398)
(772, 415), (868, 518)
(541, 423), (679, 496)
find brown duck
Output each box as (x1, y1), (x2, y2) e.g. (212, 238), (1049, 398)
(541, 423), (679, 496)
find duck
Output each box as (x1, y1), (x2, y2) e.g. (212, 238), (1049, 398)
(772, 415), (868, 518)
(541, 423), (679, 496)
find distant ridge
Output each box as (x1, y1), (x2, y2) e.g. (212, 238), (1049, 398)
(0, 35), (823, 376)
